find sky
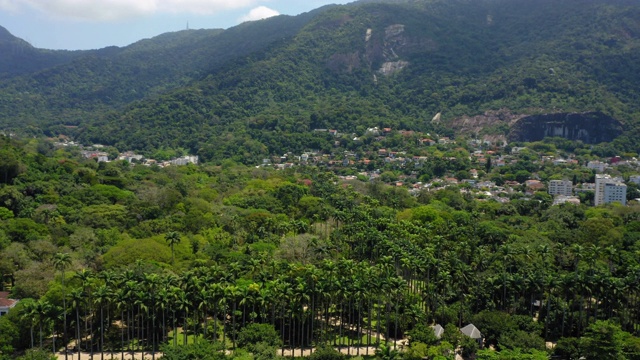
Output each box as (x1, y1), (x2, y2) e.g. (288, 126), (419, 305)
(0, 0), (353, 50)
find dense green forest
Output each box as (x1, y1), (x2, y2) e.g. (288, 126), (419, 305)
(2, 0), (640, 359)
(1, 0), (640, 163)
(1, 136), (640, 359)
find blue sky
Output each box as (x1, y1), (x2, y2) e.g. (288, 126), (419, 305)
(0, 0), (353, 50)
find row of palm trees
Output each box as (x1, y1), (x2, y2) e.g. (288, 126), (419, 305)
(23, 228), (640, 359)
(25, 257), (417, 359)
(330, 208), (640, 338)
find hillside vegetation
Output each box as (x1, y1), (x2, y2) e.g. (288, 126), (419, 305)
(0, 136), (640, 360)
(1, 0), (640, 162)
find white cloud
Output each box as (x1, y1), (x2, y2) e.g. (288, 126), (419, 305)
(239, 6), (279, 23)
(0, 0), (21, 12)
(2, 0), (260, 21)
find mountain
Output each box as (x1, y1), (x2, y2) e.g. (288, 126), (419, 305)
(0, 7), (331, 130)
(2, 0), (640, 163)
(0, 25), (85, 78)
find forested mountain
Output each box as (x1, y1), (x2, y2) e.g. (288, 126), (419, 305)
(0, 7), (330, 132)
(1, 0), (640, 163)
(0, 25), (85, 79)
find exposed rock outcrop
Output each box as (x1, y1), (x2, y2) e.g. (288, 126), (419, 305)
(377, 24), (408, 75)
(378, 60), (409, 76)
(449, 109), (522, 134)
(508, 112), (623, 144)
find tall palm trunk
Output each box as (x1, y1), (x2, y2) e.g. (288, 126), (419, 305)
(183, 309), (188, 346)
(289, 312), (294, 358)
(193, 311), (198, 345)
(121, 310), (125, 360)
(77, 306), (81, 360)
(212, 304), (217, 342)
(376, 296), (381, 346)
(152, 305), (156, 360)
(347, 300), (352, 355)
(100, 306), (104, 360)
(62, 273), (68, 360)
(357, 301), (362, 356)
(367, 298), (372, 355)
(280, 304), (285, 357)
(162, 309), (166, 345)
(172, 310), (177, 346)
(90, 303), (95, 360)
(231, 302), (236, 349)
(203, 305), (208, 341)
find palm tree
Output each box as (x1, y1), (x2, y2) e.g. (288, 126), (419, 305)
(143, 273), (160, 360)
(114, 289), (128, 360)
(74, 269), (94, 356)
(93, 285), (111, 360)
(155, 287), (168, 344)
(69, 288), (84, 360)
(224, 285), (240, 349)
(34, 299), (53, 349)
(21, 300), (38, 349)
(53, 252), (72, 360)
(165, 231), (181, 265)
(123, 280), (139, 358)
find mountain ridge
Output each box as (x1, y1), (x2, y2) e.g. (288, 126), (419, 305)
(1, 0), (640, 162)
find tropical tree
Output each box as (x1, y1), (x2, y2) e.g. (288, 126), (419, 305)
(53, 253), (72, 360)
(93, 285), (110, 360)
(165, 232), (181, 265)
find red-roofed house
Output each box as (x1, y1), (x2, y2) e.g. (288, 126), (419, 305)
(0, 292), (18, 316)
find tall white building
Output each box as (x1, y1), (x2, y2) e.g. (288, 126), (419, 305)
(604, 183), (627, 206)
(595, 175), (627, 206)
(548, 180), (573, 196)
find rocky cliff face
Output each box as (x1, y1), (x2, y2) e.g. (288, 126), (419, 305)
(327, 19), (437, 76)
(508, 112), (623, 144)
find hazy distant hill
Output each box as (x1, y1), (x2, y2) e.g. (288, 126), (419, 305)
(0, 7), (331, 129)
(1, 0), (640, 163)
(0, 25), (86, 78)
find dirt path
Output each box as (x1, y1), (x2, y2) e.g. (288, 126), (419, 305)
(57, 343), (407, 359)
(57, 353), (160, 360)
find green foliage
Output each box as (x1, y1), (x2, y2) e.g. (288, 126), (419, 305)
(476, 348), (549, 360)
(80, 204), (129, 229)
(237, 323), (282, 353)
(102, 237), (173, 268)
(0, 121), (640, 360)
(14, 349), (56, 360)
(498, 330), (545, 352)
(472, 311), (516, 348)
(0, 207), (14, 220)
(408, 323), (438, 346)
(580, 320), (629, 360)
(375, 343), (401, 360)
(4, 218), (48, 243)
(553, 337), (581, 360)
(161, 341), (228, 360)
(309, 346), (345, 360)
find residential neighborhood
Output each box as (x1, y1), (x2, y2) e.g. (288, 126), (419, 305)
(250, 127), (640, 207)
